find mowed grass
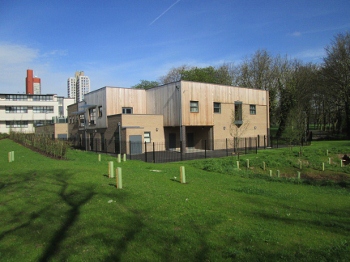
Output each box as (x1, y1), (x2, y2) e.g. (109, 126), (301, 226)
(0, 139), (350, 261)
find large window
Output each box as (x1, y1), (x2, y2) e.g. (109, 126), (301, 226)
(214, 102), (221, 113)
(6, 121), (28, 128)
(190, 101), (199, 112)
(33, 95), (53, 101)
(122, 107), (133, 114)
(250, 105), (256, 115)
(234, 101), (243, 125)
(89, 108), (96, 125)
(33, 106), (54, 113)
(34, 120), (52, 126)
(144, 132), (151, 143)
(5, 106), (28, 113)
(5, 95), (28, 101)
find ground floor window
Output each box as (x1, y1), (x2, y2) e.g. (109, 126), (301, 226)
(144, 132), (151, 143)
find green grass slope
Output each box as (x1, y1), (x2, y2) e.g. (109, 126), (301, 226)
(1, 139), (349, 261)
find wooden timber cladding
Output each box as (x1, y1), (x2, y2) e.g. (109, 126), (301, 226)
(106, 87), (147, 115)
(180, 81), (268, 126)
(146, 82), (181, 126)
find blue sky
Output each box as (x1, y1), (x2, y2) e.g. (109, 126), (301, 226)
(0, 0), (349, 96)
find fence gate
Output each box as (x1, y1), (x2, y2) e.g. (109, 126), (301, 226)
(129, 135), (142, 155)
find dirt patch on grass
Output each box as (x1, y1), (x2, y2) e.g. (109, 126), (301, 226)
(302, 173), (349, 182)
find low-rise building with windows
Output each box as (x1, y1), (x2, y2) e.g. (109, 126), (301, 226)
(0, 93), (74, 134)
(68, 81), (270, 154)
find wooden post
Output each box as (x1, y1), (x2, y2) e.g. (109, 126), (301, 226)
(263, 161), (266, 171)
(326, 149), (329, 156)
(11, 151), (14, 162)
(236, 161), (240, 170)
(341, 159), (343, 167)
(180, 166), (186, 184)
(328, 158), (331, 164)
(322, 162), (325, 171)
(123, 154), (126, 162)
(246, 159), (250, 169)
(108, 161), (114, 178)
(269, 170), (272, 177)
(299, 160), (302, 170)
(8, 152), (12, 162)
(277, 170), (280, 178)
(116, 167), (122, 189)
(98, 154), (101, 161)
(297, 171), (301, 180)
(117, 154), (121, 163)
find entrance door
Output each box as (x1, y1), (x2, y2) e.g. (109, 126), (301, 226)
(186, 133), (194, 148)
(169, 133), (176, 149)
(129, 135), (142, 155)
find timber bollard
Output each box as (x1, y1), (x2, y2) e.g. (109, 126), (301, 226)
(297, 171), (301, 180)
(108, 161), (114, 178)
(98, 154), (101, 162)
(8, 151), (14, 162)
(236, 161), (240, 170)
(277, 170), (280, 178)
(269, 170), (272, 177)
(123, 154), (126, 162)
(117, 154), (121, 163)
(246, 159), (250, 169)
(116, 167), (122, 189)
(180, 166), (186, 184)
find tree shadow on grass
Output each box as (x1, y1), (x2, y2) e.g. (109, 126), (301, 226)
(38, 176), (95, 262)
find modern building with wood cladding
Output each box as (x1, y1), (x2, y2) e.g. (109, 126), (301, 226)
(68, 81), (269, 154)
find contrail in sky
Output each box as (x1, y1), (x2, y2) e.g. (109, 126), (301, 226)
(149, 0), (181, 26)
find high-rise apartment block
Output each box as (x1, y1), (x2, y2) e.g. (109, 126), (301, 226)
(26, 69), (41, 94)
(67, 71), (90, 102)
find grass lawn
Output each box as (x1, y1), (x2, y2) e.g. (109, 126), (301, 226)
(1, 139), (350, 261)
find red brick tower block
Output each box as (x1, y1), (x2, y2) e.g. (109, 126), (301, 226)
(26, 69), (34, 94)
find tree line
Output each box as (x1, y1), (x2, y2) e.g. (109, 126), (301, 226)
(133, 32), (350, 139)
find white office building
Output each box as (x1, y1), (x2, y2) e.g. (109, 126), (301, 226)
(0, 93), (74, 134)
(67, 71), (90, 102)
(67, 77), (76, 100)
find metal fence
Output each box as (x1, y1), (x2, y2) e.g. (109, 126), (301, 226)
(68, 136), (310, 163)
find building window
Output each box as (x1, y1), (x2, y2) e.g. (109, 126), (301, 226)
(79, 115), (85, 127)
(5, 106), (28, 113)
(33, 106), (54, 113)
(214, 102), (221, 113)
(234, 101), (243, 125)
(6, 121), (28, 128)
(33, 95), (53, 101)
(5, 95), (28, 101)
(250, 105), (256, 115)
(144, 132), (151, 143)
(89, 108), (96, 125)
(122, 107), (133, 114)
(98, 106), (103, 117)
(190, 101), (199, 112)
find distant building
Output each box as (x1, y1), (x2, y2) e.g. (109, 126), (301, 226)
(26, 69), (41, 94)
(0, 93), (74, 134)
(67, 71), (90, 102)
(67, 77), (76, 101)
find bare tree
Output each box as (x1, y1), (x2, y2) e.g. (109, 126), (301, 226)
(158, 65), (192, 84)
(322, 32), (350, 138)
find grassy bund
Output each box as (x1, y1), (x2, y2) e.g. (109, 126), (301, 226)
(1, 139), (349, 261)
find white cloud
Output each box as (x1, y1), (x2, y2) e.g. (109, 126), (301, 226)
(0, 43), (71, 95)
(291, 31), (302, 37)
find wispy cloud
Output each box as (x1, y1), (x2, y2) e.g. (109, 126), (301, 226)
(149, 0), (181, 26)
(288, 23), (350, 37)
